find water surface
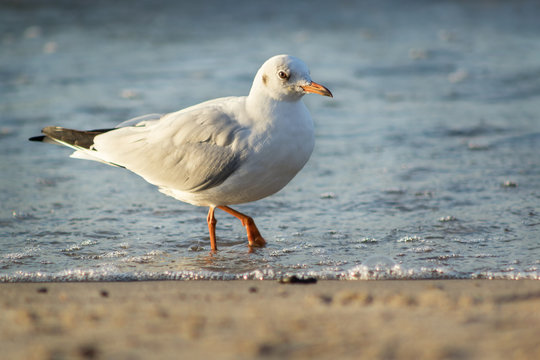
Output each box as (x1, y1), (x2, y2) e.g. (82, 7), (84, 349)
(1, 0), (539, 281)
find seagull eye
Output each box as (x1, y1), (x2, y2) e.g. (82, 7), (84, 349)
(278, 70), (289, 80)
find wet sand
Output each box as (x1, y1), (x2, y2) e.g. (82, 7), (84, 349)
(1, 280), (539, 359)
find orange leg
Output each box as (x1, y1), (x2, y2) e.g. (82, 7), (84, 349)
(217, 206), (266, 248)
(207, 206), (217, 251)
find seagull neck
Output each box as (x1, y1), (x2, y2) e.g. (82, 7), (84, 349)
(245, 93), (301, 123)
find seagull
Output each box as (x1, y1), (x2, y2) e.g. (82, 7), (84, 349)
(29, 54), (332, 251)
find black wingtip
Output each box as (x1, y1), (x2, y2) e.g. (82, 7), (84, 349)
(29, 135), (46, 142)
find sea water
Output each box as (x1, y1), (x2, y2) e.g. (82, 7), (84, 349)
(1, 0), (539, 281)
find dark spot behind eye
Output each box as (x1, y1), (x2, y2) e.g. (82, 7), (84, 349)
(262, 74), (268, 86)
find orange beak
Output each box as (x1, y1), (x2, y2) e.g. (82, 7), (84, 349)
(301, 81), (333, 97)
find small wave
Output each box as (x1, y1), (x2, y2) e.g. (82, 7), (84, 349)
(438, 216), (458, 222)
(397, 235), (423, 243)
(61, 240), (98, 252)
(1, 246), (40, 264)
(2, 265), (539, 282)
(358, 237), (378, 244)
(121, 250), (167, 264)
(410, 246), (434, 253)
(11, 211), (39, 221)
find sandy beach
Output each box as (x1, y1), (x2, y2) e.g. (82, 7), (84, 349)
(1, 280), (539, 359)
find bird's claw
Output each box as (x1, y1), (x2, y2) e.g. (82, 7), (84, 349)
(248, 235), (267, 248)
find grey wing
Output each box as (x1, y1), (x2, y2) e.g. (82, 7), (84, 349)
(92, 106), (249, 192)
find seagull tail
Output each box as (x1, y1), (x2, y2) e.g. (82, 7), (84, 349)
(29, 126), (113, 148)
(29, 126), (124, 167)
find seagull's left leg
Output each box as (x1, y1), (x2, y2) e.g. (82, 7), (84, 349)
(207, 206), (218, 251)
(217, 206), (266, 248)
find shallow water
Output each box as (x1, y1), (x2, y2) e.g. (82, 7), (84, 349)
(1, 0), (539, 281)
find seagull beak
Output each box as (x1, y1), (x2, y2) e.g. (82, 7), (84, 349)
(302, 81), (333, 97)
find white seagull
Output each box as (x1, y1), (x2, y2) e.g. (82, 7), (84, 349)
(30, 54), (332, 251)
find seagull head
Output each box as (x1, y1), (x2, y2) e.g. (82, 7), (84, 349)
(250, 54), (333, 102)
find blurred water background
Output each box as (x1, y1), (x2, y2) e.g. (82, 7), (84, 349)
(1, 0), (539, 281)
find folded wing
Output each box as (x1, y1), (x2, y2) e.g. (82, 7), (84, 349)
(34, 104), (250, 193)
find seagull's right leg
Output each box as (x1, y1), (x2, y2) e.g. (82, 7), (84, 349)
(207, 206), (217, 251)
(217, 206), (266, 248)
